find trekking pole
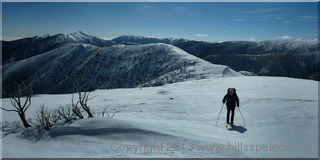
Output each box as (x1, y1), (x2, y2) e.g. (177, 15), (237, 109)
(237, 107), (245, 127)
(215, 103), (224, 127)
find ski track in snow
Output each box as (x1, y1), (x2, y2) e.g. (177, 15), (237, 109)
(1, 76), (318, 158)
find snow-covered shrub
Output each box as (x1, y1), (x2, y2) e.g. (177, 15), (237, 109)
(157, 90), (170, 95)
(94, 107), (118, 118)
(35, 104), (60, 130)
(58, 104), (76, 123)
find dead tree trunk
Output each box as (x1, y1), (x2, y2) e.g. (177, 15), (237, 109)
(71, 93), (84, 119)
(1, 82), (33, 128)
(19, 112), (31, 128)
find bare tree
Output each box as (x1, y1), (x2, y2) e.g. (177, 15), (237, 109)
(71, 93), (84, 119)
(71, 74), (96, 118)
(101, 107), (117, 118)
(35, 104), (61, 130)
(50, 107), (61, 124)
(35, 104), (52, 130)
(57, 104), (75, 122)
(77, 90), (96, 117)
(1, 82), (32, 128)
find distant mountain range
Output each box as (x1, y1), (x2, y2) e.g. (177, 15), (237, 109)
(2, 31), (240, 94)
(114, 35), (319, 79)
(112, 35), (188, 45)
(2, 31), (319, 94)
(2, 31), (115, 65)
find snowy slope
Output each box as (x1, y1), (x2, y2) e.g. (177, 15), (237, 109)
(1, 76), (318, 158)
(2, 43), (240, 94)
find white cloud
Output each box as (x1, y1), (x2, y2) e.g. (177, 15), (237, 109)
(194, 34), (208, 37)
(297, 15), (318, 21)
(250, 37), (255, 41)
(277, 35), (292, 40)
(100, 37), (117, 40)
(298, 15), (313, 19)
(282, 20), (291, 23)
(236, 19), (245, 22)
(245, 8), (279, 14)
(282, 36), (292, 39)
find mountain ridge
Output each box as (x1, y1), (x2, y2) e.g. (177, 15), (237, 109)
(2, 42), (240, 94)
(2, 31), (319, 81)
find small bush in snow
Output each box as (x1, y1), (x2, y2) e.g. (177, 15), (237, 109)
(35, 104), (60, 130)
(157, 90), (170, 95)
(58, 104), (76, 123)
(71, 99), (84, 119)
(94, 107), (119, 118)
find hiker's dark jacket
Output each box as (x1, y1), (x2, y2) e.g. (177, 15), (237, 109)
(222, 94), (239, 110)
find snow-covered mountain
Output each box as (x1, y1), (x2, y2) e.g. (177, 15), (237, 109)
(2, 31), (115, 65)
(2, 31), (318, 82)
(176, 40), (318, 56)
(112, 35), (188, 45)
(111, 35), (319, 79)
(175, 40), (319, 79)
(2, 43), (240, 94)
(1, 32), (318, 158)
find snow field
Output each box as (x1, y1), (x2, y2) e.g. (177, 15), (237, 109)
(1, 76), (318, 158)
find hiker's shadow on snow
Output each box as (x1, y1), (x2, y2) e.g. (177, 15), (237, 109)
(228, 125), (247, 133)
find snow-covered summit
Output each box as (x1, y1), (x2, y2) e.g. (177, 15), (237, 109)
(66, 31), (92, 41)
(2, 31), (115, 65)
(64, 31), (115, 47)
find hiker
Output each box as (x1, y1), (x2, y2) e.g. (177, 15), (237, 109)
(222, 88), (239, 129)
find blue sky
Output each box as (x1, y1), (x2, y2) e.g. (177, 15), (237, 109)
(2, 2), (318, 41)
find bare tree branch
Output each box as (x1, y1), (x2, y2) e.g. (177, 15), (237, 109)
(0, 107), (19, 113)
(23, 96), (32, 112)
(9, 98), (20, 111)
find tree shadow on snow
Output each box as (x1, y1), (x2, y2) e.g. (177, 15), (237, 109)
(228, 125), (247, 133)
